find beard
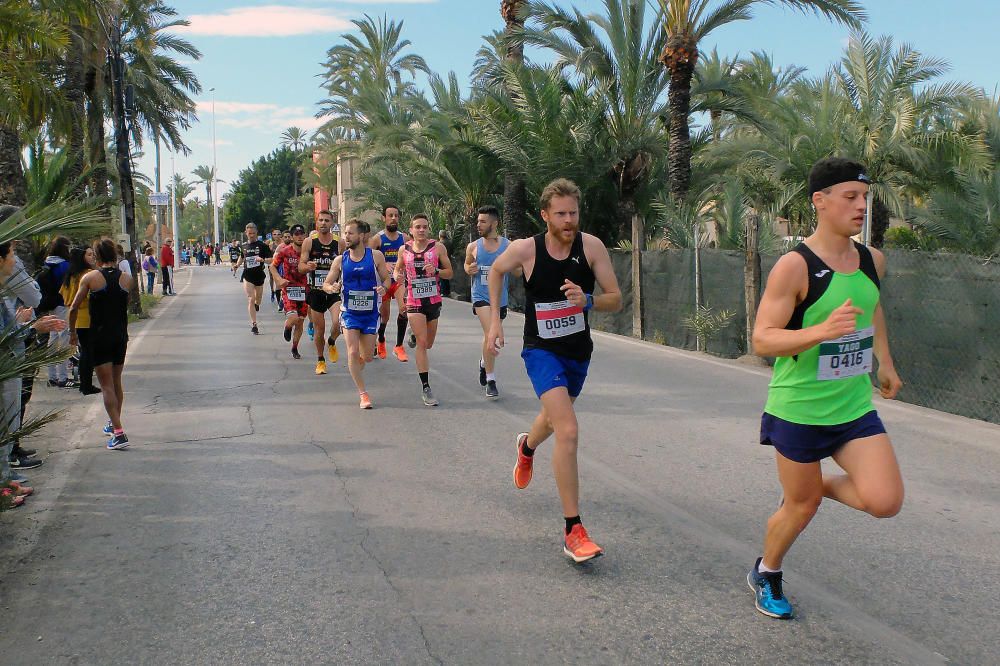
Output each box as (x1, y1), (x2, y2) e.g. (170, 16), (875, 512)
(386, 223), (398, 233)
(479, 227), (491, 238)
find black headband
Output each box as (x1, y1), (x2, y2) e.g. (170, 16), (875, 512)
(808, 157), (870, 196)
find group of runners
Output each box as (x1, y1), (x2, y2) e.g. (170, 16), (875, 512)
(228, 161), (907, 622)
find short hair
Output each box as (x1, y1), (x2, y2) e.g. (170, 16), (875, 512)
(411, 213), (429, 224)
(94, 239), (117, 263)
(345, 218), (363, 231)
(0, 242), (10, 260)
(477, 205), (500, 221)
(245, 223), (258, 231)
(318, 210), (334, 218)
(48, 236), (72, 260)
(382, 204), (401, 216)
(359, 220), (371, 234)
(539, 178), (581, 211)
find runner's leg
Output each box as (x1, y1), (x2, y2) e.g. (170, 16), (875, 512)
(761, 453), (823, 570)
(409, 313), (430, 372)
(538, 387), (581, 519)
(244, 281), (257, 325)
(475, 306), (495, 375)
(826, 434), (904, 518)
(95, 364), (121, 430)
(311, 309), (326, 359)
(346, 329), (367, 393)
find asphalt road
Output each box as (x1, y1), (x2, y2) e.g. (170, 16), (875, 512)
(1, 265), (998, 665)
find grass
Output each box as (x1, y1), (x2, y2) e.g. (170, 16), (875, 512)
(128, 292), (163, 324)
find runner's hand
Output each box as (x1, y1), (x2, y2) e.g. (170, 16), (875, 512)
(424, 264), (437, 277)
(306, 261), (317, 272)
(375, 284), (386, 296)
(276, 277), (289, 290)
(877, 364), (903, 399)
(560, 279), (586, 309)
(487, 322), (504, 358)
(821, 299), (863, 339)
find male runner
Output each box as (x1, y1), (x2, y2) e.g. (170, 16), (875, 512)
(229, 240), (240, 277)
(324, 219), (392, 408)
(464, 205), (511, 399)
(487, 178), (622, 563)
(299, 210), (343, 374)
(369, 204), (409, 361)
(267, 228), (281, 303)
(235, 223), (272, 335)
(747, 157), (904, 619)
(270, 224), (309, 359)
(394, 214), (453, 407)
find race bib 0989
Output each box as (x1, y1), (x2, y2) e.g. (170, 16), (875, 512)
(411, 277), (439, 299)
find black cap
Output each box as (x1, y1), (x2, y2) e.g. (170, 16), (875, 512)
(808, 157), (870, 197)
(289, 224), (306, 234)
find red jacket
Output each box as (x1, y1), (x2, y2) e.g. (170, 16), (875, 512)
(160, 244), (175, 268)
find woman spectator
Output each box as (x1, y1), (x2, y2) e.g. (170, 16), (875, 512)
(141, 247), (157, 295)
(40, 236), (74, 388)
(61, 247), (101, 396)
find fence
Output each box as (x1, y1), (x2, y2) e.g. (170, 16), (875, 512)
(449, 248), (1000, 425)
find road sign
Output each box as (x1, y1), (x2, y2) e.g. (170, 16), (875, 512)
(149, 192), (169, 206)
(116, 233), (131, 252)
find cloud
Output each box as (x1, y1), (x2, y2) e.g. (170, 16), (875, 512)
(176, 5), (352, 37)
(198, 99), (325, 133)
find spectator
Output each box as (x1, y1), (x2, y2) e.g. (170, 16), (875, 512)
(61, 246), (100, 396)
(39, 236), (74, 388)
(141, 247), (157, 295)
(160, 238), (175, 295)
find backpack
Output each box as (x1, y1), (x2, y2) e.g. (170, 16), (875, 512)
(35, 265), (63, 312)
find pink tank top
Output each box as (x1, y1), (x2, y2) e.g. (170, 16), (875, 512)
(402, 240), (442, 307)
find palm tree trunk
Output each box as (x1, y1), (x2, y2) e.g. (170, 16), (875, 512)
(0, 126), (28, 206)
(744, 212), (761, 356)
(870, 196), (890, 248)
(631, 210), (644, 339)
(64, 19), (87, 197)
(85, 62), (108, 202)
(501, 1), (528, 240)
(110, 44), (142, 315)
(664, 37), (698, 201)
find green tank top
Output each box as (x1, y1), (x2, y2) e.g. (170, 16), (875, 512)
(764, 242), (881, 425)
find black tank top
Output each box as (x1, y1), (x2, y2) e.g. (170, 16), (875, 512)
(308, 237), (339, 287)
(523, 232), (595, 360)
(89, 267), (129, 342)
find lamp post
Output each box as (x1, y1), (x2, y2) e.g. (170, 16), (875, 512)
(211, 87), (220, 246)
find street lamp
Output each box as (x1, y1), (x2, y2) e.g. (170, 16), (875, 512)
(210, 87), (220, 246)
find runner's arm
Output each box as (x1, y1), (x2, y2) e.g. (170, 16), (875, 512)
(488, 238), (530, 320)
(584, 235), (622, 312)
(374, 252), (391, 294)
(464, 242), (478, 276)
(323, 256), (343, 294)
(392, 254), (405, 284)
(297, 237), (314, 274)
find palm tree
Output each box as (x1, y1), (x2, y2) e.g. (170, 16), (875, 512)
(280, 127), (308, 152)
(190, 165), (217, 214)
(500, 0), (529, 239)
(171, 173), (194, 225)
(655, 0), (864, 201)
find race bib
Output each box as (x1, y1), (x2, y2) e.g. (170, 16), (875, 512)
(478, 265), (490, 285)
(411, 277), (439, 299)
(347, 289), (375, 312)
(286, 286), (306, 302)
(313, 270), (329, 287)
(245, 256), (261, 269)
(817, 326), (874, 380)
(535, 300), (585, 339)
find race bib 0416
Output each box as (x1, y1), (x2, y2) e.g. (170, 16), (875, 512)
(411, 277), (439, 299)
(535, 300), (585, 339)
(286, 286), (306, 302)
(347, 290), (375, 312)
(817, 326), (874, 380)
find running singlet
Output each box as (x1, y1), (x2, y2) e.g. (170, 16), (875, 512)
(342, 247), (379, 312)
(308, 236), (339, 288)
(765, 241), (881, 426)
(401, 241), (442, 308)
(89, 267), (129, 342)
(229, 245), (239, 261)
(241, 240), (272, 279)
(523, 232), (595, 361)
(471, 237), (510, 307)
(273, 244), (308, 301)
(378, 231), (405, 266)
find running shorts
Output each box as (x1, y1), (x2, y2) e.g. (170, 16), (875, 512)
(406, 300), (441, 321)
(473, 301), (506, 319)
(92, 338), (127, 367)
(340, 309), (380, 335)
(521, 348), (590, 398)
(282, 291), (309, 318)
(307, 289), (340, 313)
(242, 270), (266, 287)
(760, 410), (886, 463)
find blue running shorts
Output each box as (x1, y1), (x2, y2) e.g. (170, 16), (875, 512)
(521, 348), (590, 399)
(340, 309), (379, 336)
(760, 410), (886, 463)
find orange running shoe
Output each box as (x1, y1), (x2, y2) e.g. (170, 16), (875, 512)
(563, 523), (604, 563)
(393, 345), (409, 362)
(377, 340), (387, 359)
(359, 392), (372, 409)
(512, 432), (533, 489)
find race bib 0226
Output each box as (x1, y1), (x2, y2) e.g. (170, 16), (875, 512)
(535, 300), (585, 339)
(817, 326), (874, 380)
(347, 290), (375, 312)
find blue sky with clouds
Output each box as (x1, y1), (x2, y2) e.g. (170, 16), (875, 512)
(144, 0), (1000, 199)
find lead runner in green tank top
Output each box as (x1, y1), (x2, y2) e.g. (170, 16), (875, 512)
(746, 157), (906, 621)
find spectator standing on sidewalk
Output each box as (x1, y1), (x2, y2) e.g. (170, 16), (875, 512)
(38, 236), (74, 388)
(141, 247), (157, 295)
(160, 238), (175, 295)
(61, 246), (101, 396)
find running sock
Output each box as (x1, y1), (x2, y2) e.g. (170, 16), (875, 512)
(564, 515), (582, 534)
(757, 559), (781, 574)
(480, 358), (485, 369)
(378, 321), (388, 342)
(395, 314), (408, 347)
(521, 439), (535, 458)
(419, 372), (430, 389)
(318, 355), (324, 362)
(113, 428), (124, 436)
(486, 372), (496, 382)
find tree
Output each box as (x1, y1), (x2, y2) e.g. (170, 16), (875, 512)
(655, 0), (864, 201)
(280, 127), (308, 152)
(500, 0), (529, 239)
(190, 164), (217, 215)
(226, 148), (300, 232)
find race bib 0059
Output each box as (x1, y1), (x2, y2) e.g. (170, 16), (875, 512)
(347, 290), (375, 311)
(286, 286), (306, 302)
(535, 300), (585, 339)
(411, 277), (439, 299)
(817, 326), (874, 380)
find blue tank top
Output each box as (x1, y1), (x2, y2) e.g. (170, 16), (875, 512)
(378, 231), (405, 265)
(471, 237), (509, 306)
(342, 247), (378, 313)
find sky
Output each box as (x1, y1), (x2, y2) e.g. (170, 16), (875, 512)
(140, 0), (1000, 201)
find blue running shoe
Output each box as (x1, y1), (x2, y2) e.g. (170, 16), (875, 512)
(307, 321), (315, 340)
(748, 558), (793, 619)
(102, 421), (113, 435)
(107, 433), (130, 450)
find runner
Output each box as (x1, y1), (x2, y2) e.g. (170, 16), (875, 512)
(228, 240), (240, 277)
(486, 178), (622, 563)
(234, 223), (272, 335)
(68, 239), (133, 450)
(270, 224), (309, 359)
(464, 205), (512, 399)
(747, 157), (904, 620)
(299, 210), (343, 375)
(268, 228), (284, 307)
(368, 204), (410, 361)
(323, 219), (392, 408)
(394, 214), (453, 406)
